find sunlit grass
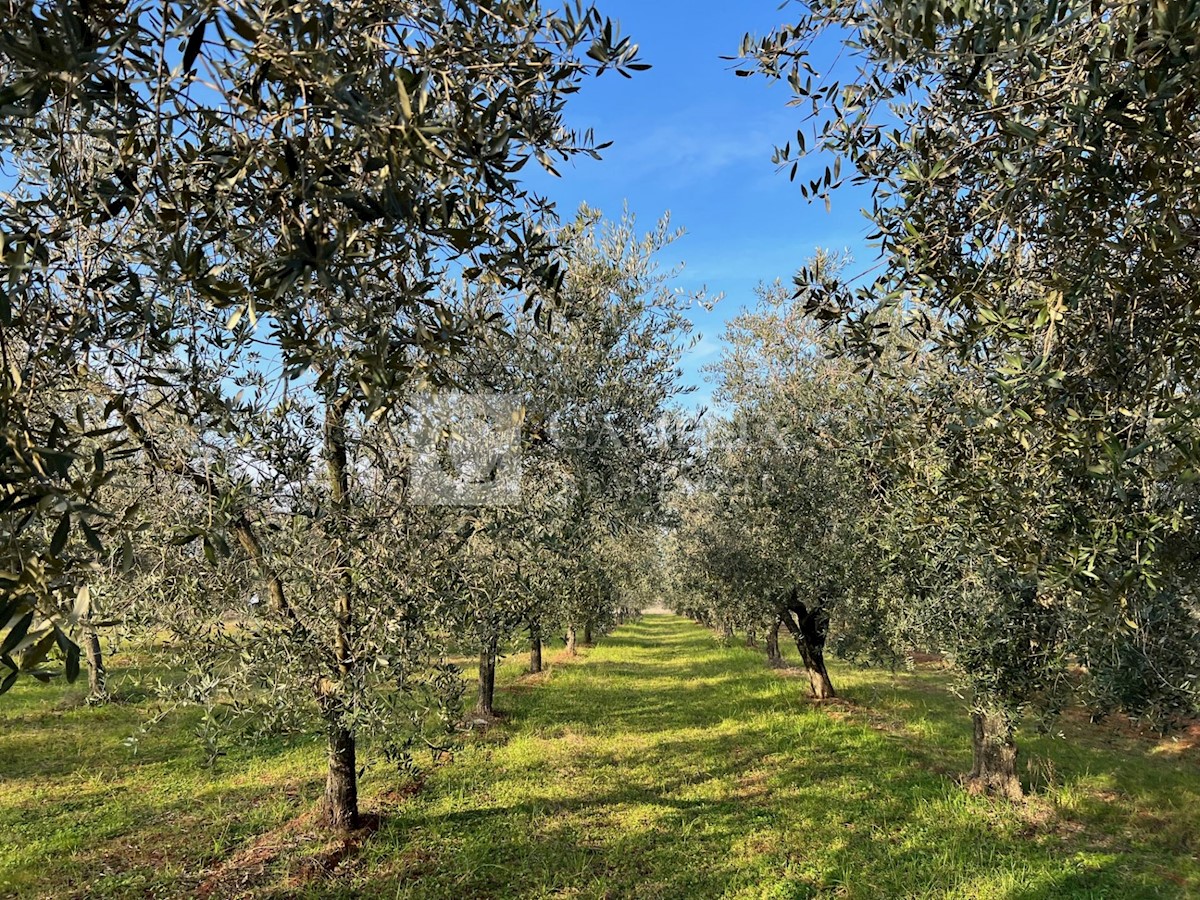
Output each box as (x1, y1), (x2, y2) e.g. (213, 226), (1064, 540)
(2, 615), (1196, 898)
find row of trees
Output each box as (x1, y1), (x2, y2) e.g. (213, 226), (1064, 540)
(7, 0), (1200, 833)
(0, 0), (691, 830)
(675, 0), (1200, 800)
(98, 207), (688, 827)
(676, 262), (1200, 799)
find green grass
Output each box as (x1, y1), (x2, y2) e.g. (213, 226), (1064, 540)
(2, 615), (1196, 898)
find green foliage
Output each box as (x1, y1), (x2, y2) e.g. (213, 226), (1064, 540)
(0, 0), (645, 690)
(466, 207), (700, 652)
(669, 268), (904, 688)
(739, 0), (1200, 731)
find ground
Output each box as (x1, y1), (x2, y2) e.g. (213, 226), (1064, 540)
(1, 614), (1196, 898)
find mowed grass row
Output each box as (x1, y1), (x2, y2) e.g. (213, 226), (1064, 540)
(1, 614), (1196, 898)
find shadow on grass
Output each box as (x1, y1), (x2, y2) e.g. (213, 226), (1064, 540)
(1, 666), (323, 899)
(3, 615), (1195, 899)
(338, 615), (1197, 900)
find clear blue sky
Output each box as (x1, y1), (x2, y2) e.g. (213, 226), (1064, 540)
(526, 0), (874, 409)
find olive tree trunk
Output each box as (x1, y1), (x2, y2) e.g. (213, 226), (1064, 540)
(84, 627), (108, 702)
(746, 627), (758, 648)
(477, 640), (497, 715)
(967, 703), (1023, 800)
(565, 625), (577, 656)
(529, 622), (543, 674)
(324, 717), (359, 829)
(582, 622), (593, 646)
(781, 593), (835, 700)
(765, 619), (783, 667)
(321, 396), (360, 829)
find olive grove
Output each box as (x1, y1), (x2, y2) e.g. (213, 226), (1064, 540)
(681, 0), (1200, 797)
(4, 2), (1200, 859)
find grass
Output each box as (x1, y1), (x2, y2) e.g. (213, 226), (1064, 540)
(1, 614), (1196, 898)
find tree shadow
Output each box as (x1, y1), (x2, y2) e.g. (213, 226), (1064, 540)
(4, 615), (1194, 898)
(339, 616), (1195, 898)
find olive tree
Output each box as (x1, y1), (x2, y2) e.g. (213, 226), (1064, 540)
(670, 274), (902, 698)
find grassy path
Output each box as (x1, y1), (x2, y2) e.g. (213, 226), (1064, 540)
(2, 614), (1197, 898)
(356, 615), (1197, 899)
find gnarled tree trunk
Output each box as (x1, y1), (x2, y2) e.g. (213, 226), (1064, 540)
(529, 622), (542, 674)
(721, 620), (734, 641)
(781, 592), (835, 700)
(765, 619), (783, 667)
(477, 639), (497, 715)
(746, 627), (757, 648)
(582, 622), (593, 646)
(565, 625), (577, 656)
(967, 703), (1023, 800)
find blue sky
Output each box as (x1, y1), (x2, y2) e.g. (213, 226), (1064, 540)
(526, 0), (875, 408)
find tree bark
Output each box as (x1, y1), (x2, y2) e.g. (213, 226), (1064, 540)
(477, 639), (497, 715)
(967, 704), (1023, 800)
(565, 625), (577, 656)
(323, 717), (359, 829)
(721, 620), (734, 641)
(529, 622), (542, 674)
(765, 619), (783, 667)
(746, 627), (757, 648)
(781, 593), (836, 700)
(321, 395), (360, 828)
(582, 622), (593, 646)
(84, 627), (107, 702)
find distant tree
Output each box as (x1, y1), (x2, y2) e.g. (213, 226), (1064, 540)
(671, 273), (904, 699)
(498, 209), (699, 671)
